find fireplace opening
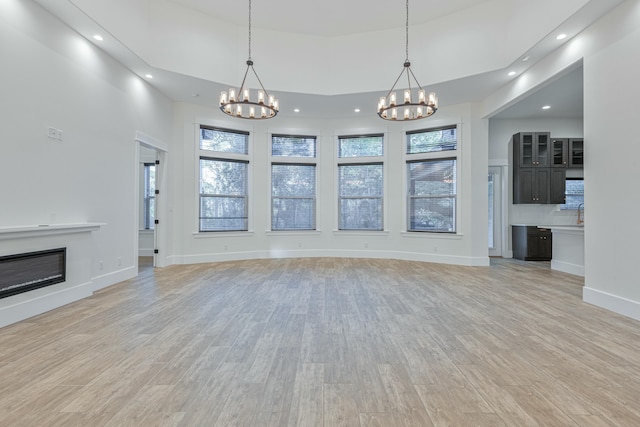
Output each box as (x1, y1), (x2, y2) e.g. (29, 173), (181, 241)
(0, 248), (66, 299)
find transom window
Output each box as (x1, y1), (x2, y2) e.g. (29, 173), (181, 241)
(200, 126), (248, 154)
(407, 126), (457, 154)
(338, 135), (383, 157)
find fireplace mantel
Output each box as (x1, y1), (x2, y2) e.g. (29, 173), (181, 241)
(0, 223), (103, 241)
(1, 222), (103, 328)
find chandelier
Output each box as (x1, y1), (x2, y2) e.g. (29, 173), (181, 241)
(219, 0), (278, 119)
(377, 0), (438, 121)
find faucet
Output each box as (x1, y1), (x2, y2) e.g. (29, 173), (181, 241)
(577, 203), (584, 225)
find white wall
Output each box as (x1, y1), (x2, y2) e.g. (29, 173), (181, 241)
(168, 102), (489, 266)
(582, 0), (640, 320)
(0, 0), (173, 293)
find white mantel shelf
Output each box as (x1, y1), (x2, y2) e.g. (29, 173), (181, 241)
(0, 223), (103, 240)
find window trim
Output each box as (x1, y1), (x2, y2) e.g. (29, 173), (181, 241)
(337, 161), (385, 231)
(269, 134), (319, 231)
(199, 156), (249, 232)
(403, 124), (460, 234)
(335, 132), (388, 232)
(199, 124), (249, 154)
(271, 162), (317, 231)
(196, 123), (252, 233)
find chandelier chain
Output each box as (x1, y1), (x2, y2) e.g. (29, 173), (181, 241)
(248, 0), (252, 60)
(405, 0), (409, 61)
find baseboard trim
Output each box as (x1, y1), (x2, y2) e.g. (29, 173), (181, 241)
(0, 281), (93, 328)
(583, 287), (640, 322)
(92, 266), (137, 292)
(551, 260), (584, 276)
(170, 249), (490, 267)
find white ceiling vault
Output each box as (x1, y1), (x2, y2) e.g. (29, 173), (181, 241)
(32, 0), (621, 118)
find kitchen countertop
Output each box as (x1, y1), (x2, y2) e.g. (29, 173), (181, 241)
(538, 224), (584, 232)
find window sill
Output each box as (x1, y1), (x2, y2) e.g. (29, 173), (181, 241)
(400, 231), (463, 239)
(266, 230), (322, 236)
(332, 230), (390, 236)
(192, 231), (255, 238)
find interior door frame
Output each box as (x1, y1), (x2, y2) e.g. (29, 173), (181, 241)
(489, 165), (507, 257)
(135, 132), (168, 269)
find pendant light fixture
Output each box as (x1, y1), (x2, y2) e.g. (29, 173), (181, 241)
(219, 0), (279, 119)
(377, 0), (438, 121)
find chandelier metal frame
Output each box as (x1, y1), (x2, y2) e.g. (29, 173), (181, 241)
(377, 0), (438, 121)
(219, 0), (279, 119)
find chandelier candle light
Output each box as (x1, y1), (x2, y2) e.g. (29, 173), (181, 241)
(377, 0), (438, 121)
(219, 0), (279, 119)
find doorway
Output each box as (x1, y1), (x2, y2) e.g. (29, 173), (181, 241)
(135, 133), (168, 271)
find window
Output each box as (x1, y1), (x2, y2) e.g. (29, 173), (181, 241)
(337, 134), (384, 230)
(407, 126), (457, 154)
(406, 126), (457, 233)
(271, 135), (317, 230)
(338, 135), (384, 157)
(199, 126), (249, 232)
(272, 135), (316, 158)
(561, 178), (584, 210)
(200, 126), (248, 153)
(143, 163), (156, 230)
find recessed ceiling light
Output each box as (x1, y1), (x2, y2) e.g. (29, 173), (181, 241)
(522, 56), (530, 62)
(93, 35), (103, 41)
(542, 105), (551, 110)
(145, 74), (153, 79)
(294, 108), (300, 113)
(354, 108), (361, 113)
(556, 33), (567, 40)
(508, 71), (516, 77)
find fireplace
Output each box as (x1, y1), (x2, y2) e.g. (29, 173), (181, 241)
(0, 248), (66, 299)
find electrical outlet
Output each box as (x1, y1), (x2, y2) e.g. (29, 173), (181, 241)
(99, 261), (104, 270)
(47, 127), (63, 141)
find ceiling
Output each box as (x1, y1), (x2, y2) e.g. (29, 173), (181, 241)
(491, 65), (584, 120)
(32, 0), (612, 120)
(168, 0), (489, 37)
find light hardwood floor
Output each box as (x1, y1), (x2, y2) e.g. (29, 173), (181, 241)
(1, 257), (639, 426)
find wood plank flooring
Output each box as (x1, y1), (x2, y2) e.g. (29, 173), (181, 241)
(1, 257), (640, 426)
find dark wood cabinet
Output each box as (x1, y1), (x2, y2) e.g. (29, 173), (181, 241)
(514, 168), (549, 203)
(569, 138), (584, 168)
(512, 226), (552, 261)
(551, 138), (568, 167)
(549, 168), (567, 204)
(513, 132), (551, 167)
(513, 132), (573, 204)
